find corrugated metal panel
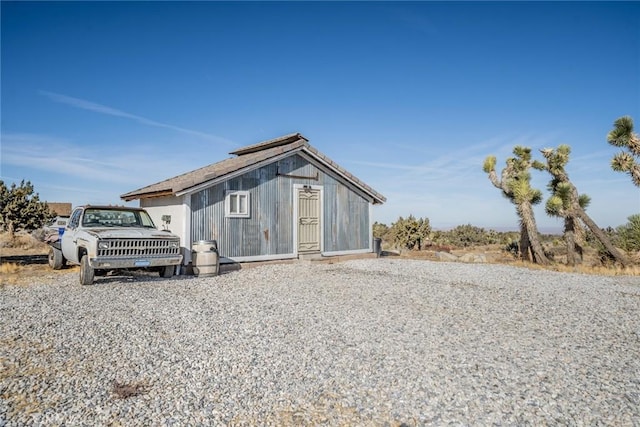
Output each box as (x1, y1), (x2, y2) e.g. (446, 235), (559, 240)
(322, 176), (369, 252)
(190, 184), (224, 246)
(191, 162), (294, 257)
(190, 154), (370, 257)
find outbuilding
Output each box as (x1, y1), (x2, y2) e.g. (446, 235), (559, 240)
(121, 133), (385, 266)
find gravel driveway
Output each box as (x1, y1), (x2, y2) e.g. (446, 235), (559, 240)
(1, 259), (639, 426)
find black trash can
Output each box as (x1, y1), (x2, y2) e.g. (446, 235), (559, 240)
(373, 238), (382, 258)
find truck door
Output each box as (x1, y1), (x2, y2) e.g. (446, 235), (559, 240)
(61, 208), (82, 263)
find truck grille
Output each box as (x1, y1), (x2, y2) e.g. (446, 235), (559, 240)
(97, 239), (180, 258)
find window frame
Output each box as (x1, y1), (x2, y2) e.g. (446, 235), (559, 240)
(225, 190), (250, 218)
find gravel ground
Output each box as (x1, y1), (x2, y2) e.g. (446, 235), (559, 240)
(1, 258), (639, 426)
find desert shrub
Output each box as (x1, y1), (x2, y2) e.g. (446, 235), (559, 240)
(372, 222), (390, 240)
(615, 214), (640, 252)
(0, 262), (20, 275)
(431, 224), (501, 248)
(504, 240), (520, 257)
(584, 227), (619, 265)
(0, 231), (48, 250)
(585, 227), (615, 246)
(500, 231), (521, 245)
(389, 215), (431, 250)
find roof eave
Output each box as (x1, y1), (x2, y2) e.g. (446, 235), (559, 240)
(121, 189), (175, 202)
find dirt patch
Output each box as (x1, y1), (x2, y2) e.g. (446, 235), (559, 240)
(387, 245), (516, 264)
(111, 380), (150, 399)
(0, 263), (78, 286)
(0, 231), (49, 253)
(0, 232), (77, 285)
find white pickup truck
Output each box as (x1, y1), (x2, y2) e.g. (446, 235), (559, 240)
(48, 205), (183, 285)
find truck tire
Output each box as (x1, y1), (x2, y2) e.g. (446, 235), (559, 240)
(48, 246), (65, 270)
(79, 254), (95, 286)
(160, 265), (174, 278)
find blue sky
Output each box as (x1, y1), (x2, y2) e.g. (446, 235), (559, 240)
(2, 1), (639, 232)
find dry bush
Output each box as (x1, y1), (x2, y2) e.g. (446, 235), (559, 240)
(506, 258), (640, 276)
(554, 263), (640, 276)
(0, 263), (22, 285)
(0, 231), (48, 251)
(0, 262), (20, 275)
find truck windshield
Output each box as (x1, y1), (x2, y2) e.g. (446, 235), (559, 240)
(82, 209), (156, 228)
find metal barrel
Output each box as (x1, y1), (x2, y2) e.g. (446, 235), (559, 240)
(192, 240), (219, 277)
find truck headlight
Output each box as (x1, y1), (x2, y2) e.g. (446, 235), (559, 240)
(169, 241), (179, 248)
(98, 241), (110, 249)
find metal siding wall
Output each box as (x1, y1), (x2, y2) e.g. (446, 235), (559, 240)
(190, 154), (371, 257)
(324, 180), (369, 251)
(324, 180), (338, 251)
(190, 185), (225, 247)
(190, 162), (294, 257)
(350, 194), (370, 250)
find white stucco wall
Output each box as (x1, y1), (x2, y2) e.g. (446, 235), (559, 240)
(141, 195), (191, 265)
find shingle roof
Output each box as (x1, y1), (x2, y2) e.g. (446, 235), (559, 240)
(120, 133), (386, 204)
(46, 202), (72, 216)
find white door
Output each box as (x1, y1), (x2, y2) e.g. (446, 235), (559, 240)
(297, 188), (321, 252)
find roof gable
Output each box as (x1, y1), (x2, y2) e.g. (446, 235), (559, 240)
(228, 133), (308, 156)
(121, 133), (385, 204)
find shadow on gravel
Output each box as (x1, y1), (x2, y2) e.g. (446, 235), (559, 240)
(380, 251), (400, 257)
(88, 269), (234, 286)
(0, 254), (48, 265)
(89, 272), (185, 286)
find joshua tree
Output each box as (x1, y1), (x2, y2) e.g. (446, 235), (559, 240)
(539, 145), (629, 267)
(483, 146), (550, 264)
(607, 115), (640, 187)
(539, 146), (590, 266)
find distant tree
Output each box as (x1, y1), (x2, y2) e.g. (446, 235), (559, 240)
(483, 146), (550, 264)
(616, 214), (640, 252)
(607, 116), (640, 186)
(539, 145), (629, 267)
(389, 215), (431, 250)
(0, 180), (53, 238)
(372, 221), (389, 240)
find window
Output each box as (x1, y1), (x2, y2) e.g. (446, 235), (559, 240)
(225, 191), (250, 218)
(79, 208), (157, 228)
(69, 209), (82, 228)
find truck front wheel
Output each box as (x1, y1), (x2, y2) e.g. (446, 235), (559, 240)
(79, 255), (95, 286)
(48, 247), (65, 270)
(160, 265), (174, 278)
